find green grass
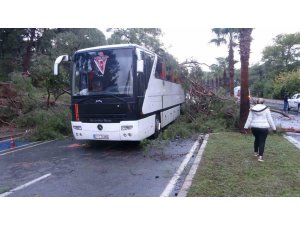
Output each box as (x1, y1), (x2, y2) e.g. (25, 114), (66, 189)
(0, 186), (10, 194)
(187, 132), (300, 196)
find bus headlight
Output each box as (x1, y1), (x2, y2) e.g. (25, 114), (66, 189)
(121, 125), (133, 130)
(73, 125), (82, 130)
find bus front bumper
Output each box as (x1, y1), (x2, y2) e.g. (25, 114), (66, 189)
(71, 115), (155, 141)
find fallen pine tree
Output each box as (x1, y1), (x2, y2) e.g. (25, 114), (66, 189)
(281, 127), (300, 133)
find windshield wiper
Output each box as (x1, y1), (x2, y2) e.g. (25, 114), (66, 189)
(75, 93), (128, 104)
(100, 92), (128, 104)
(76, 96), (95, 104)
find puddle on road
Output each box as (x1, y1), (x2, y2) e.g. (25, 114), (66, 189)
(68, 143), (84, 148)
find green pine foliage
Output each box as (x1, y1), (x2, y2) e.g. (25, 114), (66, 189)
(273, 71), (300, 98)
(15, 108), (71, 141)
(160, 97), (239, 140)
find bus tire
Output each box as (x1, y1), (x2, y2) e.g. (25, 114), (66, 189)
(180, 104), (185, 115)
(151, 115), (161, 139)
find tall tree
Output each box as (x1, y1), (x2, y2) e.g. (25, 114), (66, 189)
(262, 32), (300, 79)
(51, 28), (106, 56)
(210, 28), (239, 96)
(107, 28), (163, 53)
(0, 28), (47, 78)
(29, 28), (106, 106)
(0, 29), (25, 78)
(239, 28), (253, 132)
(22, 28), (40, 75)
(210, 57), (228, 89)
(211, 57), (229, 89)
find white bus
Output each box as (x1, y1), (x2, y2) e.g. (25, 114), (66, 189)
(54, 44), (185, 141)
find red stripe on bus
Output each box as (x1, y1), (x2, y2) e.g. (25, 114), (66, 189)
(75, 103), (79, 121)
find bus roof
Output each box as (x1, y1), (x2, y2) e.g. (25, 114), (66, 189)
(75, 44), (152, 54)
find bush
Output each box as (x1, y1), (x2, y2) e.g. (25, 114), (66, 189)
(0, 106), (17, 122)
(273, 71), (300, 98)
(9, 72), (42, 113)
(15, 107), (71, 141)
(161, 118), (192, 140)
(262, 80), (274, 99)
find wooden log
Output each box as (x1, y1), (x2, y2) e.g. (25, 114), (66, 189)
(270, 108), (293, 119)
(281, 127), (300, 133)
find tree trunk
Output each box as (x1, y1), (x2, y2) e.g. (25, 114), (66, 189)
(22, 28), (36, 75)
(229, 33), (235, 96)
(239, 28), (253, 132)
(47, 88), (51, 110)
(223, 67), (227, 89)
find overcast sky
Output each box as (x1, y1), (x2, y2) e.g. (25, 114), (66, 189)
(160, 28), (300, 69)
(3, 1), (299, 72)
(101, 28), (300, 71)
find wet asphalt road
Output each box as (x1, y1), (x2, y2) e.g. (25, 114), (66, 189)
(265, 100), (300, 143)
(0, 137), (197, 197)
(1, 101), (298, 197)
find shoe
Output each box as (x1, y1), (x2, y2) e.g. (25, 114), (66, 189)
(258, 156), (264, 162)
(254, 152), (258, 157)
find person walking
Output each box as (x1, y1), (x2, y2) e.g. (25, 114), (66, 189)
(244, 98), (276, 162)
(283, 92), (289, 113)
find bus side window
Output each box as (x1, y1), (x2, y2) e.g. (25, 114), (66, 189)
(144, 53), (154, 83)
(137, 52), (146, 96)
(161, 63), (165, 80)
(155, 59), (165, 80)
(155, 60), (161, 79)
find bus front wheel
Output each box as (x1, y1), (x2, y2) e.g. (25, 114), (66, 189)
(151, 115), (161, 139)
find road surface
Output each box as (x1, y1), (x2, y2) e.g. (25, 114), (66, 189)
(0, 136), (201, 197)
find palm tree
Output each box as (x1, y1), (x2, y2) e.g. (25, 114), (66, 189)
(210, 57), (227, 90)
(210, 28), (239, 96)
(239, 28), (253, 132)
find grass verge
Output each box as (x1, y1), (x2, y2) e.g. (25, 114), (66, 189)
(187, 132), (300, 197)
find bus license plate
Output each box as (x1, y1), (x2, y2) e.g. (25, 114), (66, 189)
(93, 134), (109, 140)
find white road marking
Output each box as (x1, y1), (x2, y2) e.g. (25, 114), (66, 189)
(0, 140), (54, 157)
(0, 141), (41, 153)
(0, 173), (52, 197)
(160, 135), (202, 197)
(283, 135), (300, 149)
(0, 138), (16, 144)
(178, 134), (209, 197)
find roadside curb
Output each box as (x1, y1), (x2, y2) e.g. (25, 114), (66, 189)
(264, 98), (282, 104)
(252, 97), (282, 105)
(160, 134), (203, 197)
(283, 135), (300, 150)
(177, 134), (209, 197)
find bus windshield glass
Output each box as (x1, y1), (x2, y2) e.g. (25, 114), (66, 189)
(72, 48), (133, 96)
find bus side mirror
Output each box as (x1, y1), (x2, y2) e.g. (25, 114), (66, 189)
(137, 60), (144, 73)
(54, 55), (69, 75)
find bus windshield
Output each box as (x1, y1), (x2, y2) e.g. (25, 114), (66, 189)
(72, 48), (133, 96)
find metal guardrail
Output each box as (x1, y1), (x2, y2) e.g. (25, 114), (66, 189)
(0, 132), (26, 141)
(252, 97), (283, 105)
(264, 98), (283, 104)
